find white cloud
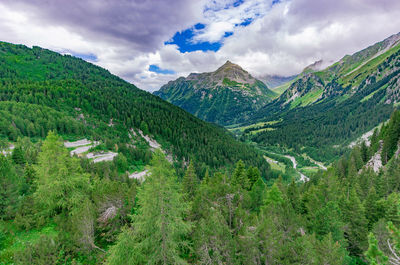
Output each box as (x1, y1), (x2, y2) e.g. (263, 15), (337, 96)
(0, 0), (400, 92)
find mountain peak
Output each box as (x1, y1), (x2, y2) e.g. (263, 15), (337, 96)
(217, 60), (244, 72)
(155, 60), (275, 126)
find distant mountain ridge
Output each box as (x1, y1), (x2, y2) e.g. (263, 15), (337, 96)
(258, 74), (297, 89)
(154, 61), (275, 126)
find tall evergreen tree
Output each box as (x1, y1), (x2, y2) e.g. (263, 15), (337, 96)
(33, 131), (91, 217)
(343, 188), (368, 256)
(107, 151), (191, 265)
(182, 161), (198, 201)
(231, 160), (248, 190)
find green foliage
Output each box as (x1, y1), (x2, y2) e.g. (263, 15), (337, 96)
(107, 151), (191, 265)
(182, 161), (198, 200)
(13, 235), (64, 265)
(1, 39), (400, 264)
(365, 233), (388, 265)
(231, 160), (249, 189)
(34, 131), (92, 217)
(0, 155), (24, 219)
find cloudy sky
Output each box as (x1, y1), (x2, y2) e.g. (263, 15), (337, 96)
(1, 0), (400, 91)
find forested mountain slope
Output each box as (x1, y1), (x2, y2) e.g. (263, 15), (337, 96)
(3, 100), (400, 264)
(0, 41), (270, 175)
(154, 61), (276, 125)
(242, 32), (400, 162)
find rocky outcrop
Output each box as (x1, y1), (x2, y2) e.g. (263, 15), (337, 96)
(365, 140), (383, 173)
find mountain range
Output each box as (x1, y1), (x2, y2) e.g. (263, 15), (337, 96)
(244, 32), (400, 161)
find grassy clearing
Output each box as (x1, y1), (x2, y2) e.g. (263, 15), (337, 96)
(227, 119), (282, 133)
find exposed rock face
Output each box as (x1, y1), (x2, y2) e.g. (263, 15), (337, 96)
(365, 141), (383, 173)
(154, 61), (275, 125)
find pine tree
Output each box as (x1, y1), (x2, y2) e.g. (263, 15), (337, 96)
(364, 187), (380, 230)
(248, 176), (266, 213)
(316, 233), (346, 265)
(33, 131), (91, 216)
(107, 151), (191, 265)
(182, 161), (198, 200)
(194, 208), (235, 264)
(246, 166), (260, 190)
(231, 160), (248, 190)
(365, 233), (388, 265)
(11, 146), (25, 165)
(361, 141), (369, 163)
(343, 188), (368, 255)
(313, 201), (344, 243)
(287, 179), (301, 213)
(264, 183), (284, 207)
(0, 155), (23, 218)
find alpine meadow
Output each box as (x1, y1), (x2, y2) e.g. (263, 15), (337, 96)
(1, 0), (400, 264)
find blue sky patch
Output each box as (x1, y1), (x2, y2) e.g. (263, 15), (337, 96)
(272, 0), (281, 6)
(165, 23), (224, 53)
(233, 0), (245, 7)
(238, 18), (254, 27)
(149, 65), (175, 75)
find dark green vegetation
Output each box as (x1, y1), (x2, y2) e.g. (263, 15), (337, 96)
(0, 41), (270, 176)
(154, 61), (276, 126)
(240, 32), (400, 162)
(3, 111), (400, 264)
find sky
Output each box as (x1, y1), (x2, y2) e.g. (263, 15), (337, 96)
(0, 0), (400, 92)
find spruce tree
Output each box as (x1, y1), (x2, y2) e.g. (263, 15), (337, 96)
(182, 161), (198, 200)
(246, 166), (260, 190)
(365, 233), (388, 265)
(231, 160), (248, 190)
(364, 187), (380, 230)
(343, 188), (368, 255)
(107, 151), (191, 265)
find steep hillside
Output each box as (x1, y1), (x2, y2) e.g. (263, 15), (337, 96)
(241, 33), (400, 161)
(154, 61), (275, 125)
(0, 41), (270, 176)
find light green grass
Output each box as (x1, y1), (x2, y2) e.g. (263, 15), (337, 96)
(290, 88), (323, 108)
(227, 119), (282, 132)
